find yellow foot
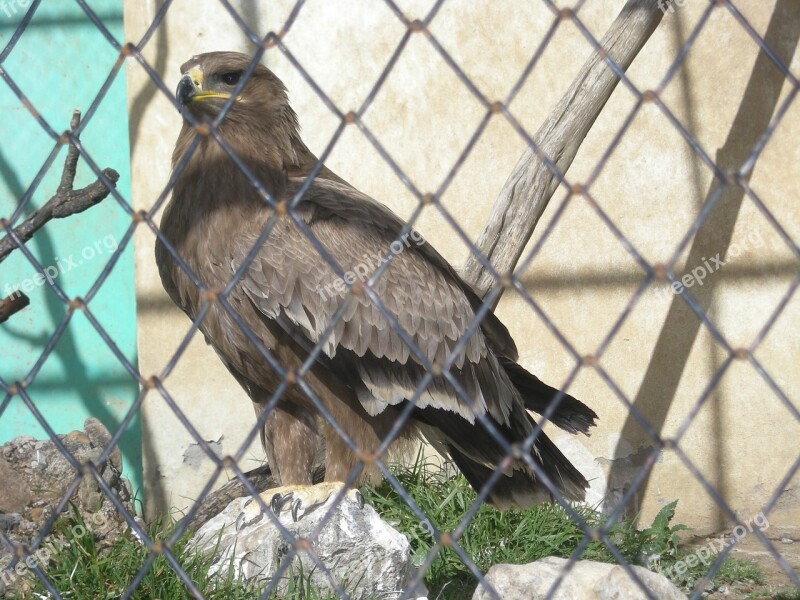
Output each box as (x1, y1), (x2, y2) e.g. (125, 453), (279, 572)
(239, 482), (364, 525)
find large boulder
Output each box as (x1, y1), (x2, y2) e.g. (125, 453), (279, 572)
(473, 556), (686, 600)
(0, 418), (135, 597)
(189, 489), (415, 599)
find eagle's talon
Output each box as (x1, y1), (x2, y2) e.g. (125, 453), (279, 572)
(270, 491), (292, 514)
(237, 497), (266, 530)
(291, 498), (302, 522)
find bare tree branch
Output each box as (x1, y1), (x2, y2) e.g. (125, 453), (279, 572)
(462, 0), (666, 302)
(0, 291), (29, 324)
(0, 110), (120, 264)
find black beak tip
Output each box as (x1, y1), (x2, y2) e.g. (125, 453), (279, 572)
(175, 76), (196, 107)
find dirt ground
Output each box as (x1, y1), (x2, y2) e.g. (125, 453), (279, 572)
(693, 532), (800, 599)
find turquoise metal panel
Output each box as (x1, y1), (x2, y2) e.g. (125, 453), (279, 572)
(0, 1), (141, 502)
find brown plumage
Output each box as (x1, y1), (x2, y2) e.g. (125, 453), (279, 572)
(157, 51), (597, 510)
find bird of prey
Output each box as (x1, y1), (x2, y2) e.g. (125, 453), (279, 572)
(157, 51), (597, 517)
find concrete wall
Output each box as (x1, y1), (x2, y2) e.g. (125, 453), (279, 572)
(124, 0), (799, 536)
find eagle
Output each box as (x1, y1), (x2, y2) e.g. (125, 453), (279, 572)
(156, 51), (597, 518)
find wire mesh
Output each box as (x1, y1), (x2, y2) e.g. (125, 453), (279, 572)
(1, 1), (798, 599)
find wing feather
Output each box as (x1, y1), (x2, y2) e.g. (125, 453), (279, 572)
(233, 178), (515, 424)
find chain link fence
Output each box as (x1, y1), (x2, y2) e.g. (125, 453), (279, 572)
(1, 0), (799, 599)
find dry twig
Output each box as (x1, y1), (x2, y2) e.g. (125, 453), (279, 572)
(0, 110), (120, 264)
(0, 110), (119, 321)
(0, 291), (29, 324)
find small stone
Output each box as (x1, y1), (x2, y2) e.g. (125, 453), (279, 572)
(0, 512), (21, 532)
(780, 535), (794, 544)
(30, 451), (48, 470)
(83, 418), (122, 471)
(29, 507), (44, 522)
(132, 516), (147, 544)
(61, 431), (91, 451)
(0, 458), (32, 513)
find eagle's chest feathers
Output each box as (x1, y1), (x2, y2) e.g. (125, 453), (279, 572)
(162, 137), (283, 279)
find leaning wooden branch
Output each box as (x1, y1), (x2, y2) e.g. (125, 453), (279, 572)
(0, 110), (120, 265)
(462, 0), (665, 302)
(0, 110), (119, 321)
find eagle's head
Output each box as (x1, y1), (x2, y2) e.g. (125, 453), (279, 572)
(176, 51), (291, 118)
(172, 51), (301, 174)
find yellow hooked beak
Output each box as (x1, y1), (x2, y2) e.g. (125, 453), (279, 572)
(176, 66), (236, 105)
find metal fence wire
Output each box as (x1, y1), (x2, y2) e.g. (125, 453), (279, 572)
(1, 0), (799, 599)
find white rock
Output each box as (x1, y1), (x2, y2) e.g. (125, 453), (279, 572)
(189, 491), (414, 599)
(472, 557), (687, 600)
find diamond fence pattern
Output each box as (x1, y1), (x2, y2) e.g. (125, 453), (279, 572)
(1, 0), (799, 599)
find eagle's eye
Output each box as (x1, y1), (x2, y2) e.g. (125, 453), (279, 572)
(221, 71), (242, 86)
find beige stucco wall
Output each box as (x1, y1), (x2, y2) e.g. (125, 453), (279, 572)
(124, 0), (799, 538)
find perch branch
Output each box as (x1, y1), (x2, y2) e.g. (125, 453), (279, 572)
(0, 110), (120, 264)
(462, 0), (666, 302)
(183, 464), (325, 535)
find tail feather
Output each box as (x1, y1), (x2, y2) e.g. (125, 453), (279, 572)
(500, 357), (597, 435)
(411, 355), (597, 509)
(447, 423), (589, 509)
(415, 401), (591, 509)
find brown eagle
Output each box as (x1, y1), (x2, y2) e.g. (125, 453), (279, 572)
(156, 51), (596, 517)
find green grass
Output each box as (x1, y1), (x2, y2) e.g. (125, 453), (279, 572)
(8, 504), (331, 600)
(664, 554), (765, 596)
(361, 454), (768, 598)
(361, 455), (692, 598)
(9, 456), (771, 599)
(717, 556), (764, 585)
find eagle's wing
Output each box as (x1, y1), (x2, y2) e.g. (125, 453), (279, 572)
(232, 178), (592, 504)
(232, 178), (518, 427)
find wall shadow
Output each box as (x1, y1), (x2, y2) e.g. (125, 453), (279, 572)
(607, 0), (800, 526)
